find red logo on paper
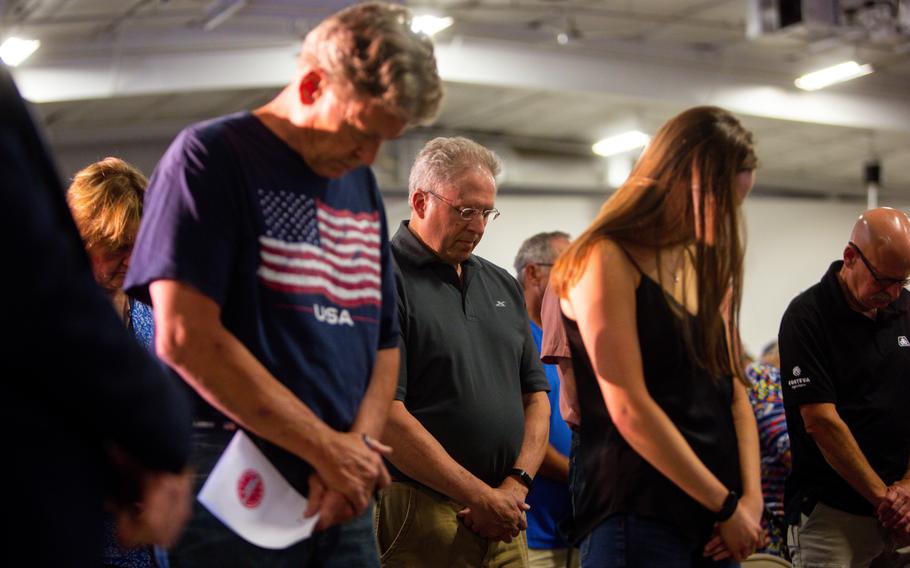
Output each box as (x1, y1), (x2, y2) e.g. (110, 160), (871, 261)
(237, 469), (264, 509)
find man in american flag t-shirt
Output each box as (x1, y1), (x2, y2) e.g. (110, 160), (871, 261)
(123, 3), (443, 567)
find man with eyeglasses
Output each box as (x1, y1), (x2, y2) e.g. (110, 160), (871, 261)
(377, 137), (550, 567)
(779, 207), (910, 567)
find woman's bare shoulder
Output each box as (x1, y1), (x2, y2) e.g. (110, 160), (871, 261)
(562, 238), (640, 320)
(590, 238), (640, 278)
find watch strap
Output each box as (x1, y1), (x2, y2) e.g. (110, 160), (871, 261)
(716, 490), (739, 522)
(508, 468), (534, 490)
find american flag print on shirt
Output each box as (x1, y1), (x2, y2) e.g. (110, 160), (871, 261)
(256, 188), (382, 309)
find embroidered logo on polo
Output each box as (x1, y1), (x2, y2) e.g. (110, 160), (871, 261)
(788, 366), (810, 389)
(899, 336), (910, 347)
(788, 377), (811, 389)
(495, 301), (506, 307)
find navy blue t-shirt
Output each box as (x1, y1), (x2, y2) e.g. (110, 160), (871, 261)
(125, 112), (399, 491)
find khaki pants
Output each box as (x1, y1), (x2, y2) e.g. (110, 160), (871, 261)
(375, 481), (529, 568)
(527, 546), (580, 568)
(788, 502), (892, 568)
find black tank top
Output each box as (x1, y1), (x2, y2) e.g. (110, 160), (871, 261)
(563, 272), (741, 546)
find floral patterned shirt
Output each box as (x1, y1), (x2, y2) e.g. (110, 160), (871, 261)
(746, 362), (791, 558)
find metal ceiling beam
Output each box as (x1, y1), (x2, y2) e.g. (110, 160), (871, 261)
(10, 35), (910, 134)
(435, 38), (910, 133)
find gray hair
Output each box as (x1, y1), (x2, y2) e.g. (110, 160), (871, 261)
(300, 2), (443, 125)
(408, 136), (502, 199)
(514, 231), (570, 286)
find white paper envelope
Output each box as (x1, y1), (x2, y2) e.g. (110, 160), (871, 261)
(197, 430), (319, 549)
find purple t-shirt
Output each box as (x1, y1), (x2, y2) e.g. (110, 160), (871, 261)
(125, 112), (399, 491)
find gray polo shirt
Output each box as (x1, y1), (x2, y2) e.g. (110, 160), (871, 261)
(390, 221), (549, 488)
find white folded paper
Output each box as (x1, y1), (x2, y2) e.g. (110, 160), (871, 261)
(198, 430), (319, 549)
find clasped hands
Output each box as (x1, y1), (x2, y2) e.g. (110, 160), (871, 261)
(456, 477), (530, 543)
(702, 495), (765, 562)
(877, 481), (910, 545)
(305, 431), (392, 531)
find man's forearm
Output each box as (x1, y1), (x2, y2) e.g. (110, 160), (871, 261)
(807, 409), (886, 505)
(151, 281), (333, 468)
(350, 347), (400, 439)
(512, 391), (550, 478)
(381, 401), (488, 504)
(161, 321), (332, 465)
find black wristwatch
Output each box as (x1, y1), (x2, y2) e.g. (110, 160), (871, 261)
(508, 468), (534, 490)
(716, 490), (739, 522)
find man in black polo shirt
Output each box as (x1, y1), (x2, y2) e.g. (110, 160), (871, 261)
(780, 207), (910, 567)
(377, 136), (550, 567)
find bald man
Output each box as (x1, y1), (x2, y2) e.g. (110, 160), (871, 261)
(780, 207), (910, 567)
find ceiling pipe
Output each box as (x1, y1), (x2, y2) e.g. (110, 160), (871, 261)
(201, 0), (247, 32)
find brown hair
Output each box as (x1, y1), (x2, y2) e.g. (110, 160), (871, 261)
(300, 2), (443, 126)
(66, 157), (147, 253)
(552, 106), (757, 381)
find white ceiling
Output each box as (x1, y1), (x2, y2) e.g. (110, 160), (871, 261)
(3, 0), (910, 198)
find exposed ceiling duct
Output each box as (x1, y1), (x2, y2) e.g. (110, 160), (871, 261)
(747, 0), (910, 49)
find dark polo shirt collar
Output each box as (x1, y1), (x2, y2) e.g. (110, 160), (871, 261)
(821, 260), (910, 322)
(391, 220), (482, 271)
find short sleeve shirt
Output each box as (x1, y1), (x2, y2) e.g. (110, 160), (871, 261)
(540, 285), (580, 428)
(125, 112), (399, 491)
(390, 222), (549, 488)
(779, 261), (910, 516)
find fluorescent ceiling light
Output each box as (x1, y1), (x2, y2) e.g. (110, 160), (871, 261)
(592, 130), (650, 157)
(411, 15), (453, 36)
(0, 37), (40, 67)
(794, 61), (874, 91)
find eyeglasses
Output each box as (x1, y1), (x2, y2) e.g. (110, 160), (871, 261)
(424, 190), (500, 223)
(848, 242), (910, 288)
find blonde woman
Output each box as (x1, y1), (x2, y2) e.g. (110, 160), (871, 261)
(67, 156), (153, 345)
(68, 157), (170, 567)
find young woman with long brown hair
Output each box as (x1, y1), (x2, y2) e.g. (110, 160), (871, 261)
(551, 106), (763, 566)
